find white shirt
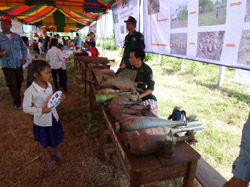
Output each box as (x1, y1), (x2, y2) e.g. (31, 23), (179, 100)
(59, 49), (66, 70)
(23, 81), (59, 127)
(38, 42), (43, 49)
(23, 47), (32, 68)
(46, 46), (63, 69)
(58, 38), (63, 45)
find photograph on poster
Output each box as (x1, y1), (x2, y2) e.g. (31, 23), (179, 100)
(120, 25), (125, 34)
(245, 0), (250, 22)
(170, 1), (188, 29)
(112, 4), (119, 24)
(113, 14), (118, 24)
(170, 33), (187, 55)
(147, 0), (160, 15)
(197, 31), (225, 61)
(237, 30), (250, 66)
(199, 0), (227, 26)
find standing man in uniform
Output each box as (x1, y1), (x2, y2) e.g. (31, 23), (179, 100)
(0, 15), (27, 109)
(120, 16), (145, 70)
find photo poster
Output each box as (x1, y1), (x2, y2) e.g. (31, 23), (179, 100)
(144, 0), (250, 70)
(112, 0), (139, 47)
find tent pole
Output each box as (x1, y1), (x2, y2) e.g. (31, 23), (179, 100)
(217, 66), (225, 87)
(158, 55), (161, 65)
(138, 0), (141, 32)
(180, 59), (185, 72)
(103, 13), (108, 57)
(101, 15), (105, 56)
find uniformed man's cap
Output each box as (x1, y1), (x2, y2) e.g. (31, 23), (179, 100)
(0, 14), (12, 24)
(124, 16), (137, 24)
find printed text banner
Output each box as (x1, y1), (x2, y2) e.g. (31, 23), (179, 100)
(144, 0), (250, 70)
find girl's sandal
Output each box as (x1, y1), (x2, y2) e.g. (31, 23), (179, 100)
(52, 152), (63, 161)
(44, 160), (57, 170)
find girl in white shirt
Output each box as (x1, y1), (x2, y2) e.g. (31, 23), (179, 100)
(23, 60), (65, 170)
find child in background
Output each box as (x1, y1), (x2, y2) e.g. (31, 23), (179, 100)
(46, 38), (64, 91)
(38, 38), (44, 57)
(84, 41), (91, 51)
(90, 42), (100, 57)
(58, 42), (68, 93)
(23, 60), (64, 170)
(22, 36), (33, 87)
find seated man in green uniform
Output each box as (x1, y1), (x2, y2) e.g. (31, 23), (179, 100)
(129, 48), (158, 115)
(120, 16), (145, 70)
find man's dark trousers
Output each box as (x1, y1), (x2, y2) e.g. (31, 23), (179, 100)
(2, 66), (24, 107)
(51, 68), (63, 91)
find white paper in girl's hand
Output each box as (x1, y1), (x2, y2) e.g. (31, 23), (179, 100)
(47, 91), (62, 108)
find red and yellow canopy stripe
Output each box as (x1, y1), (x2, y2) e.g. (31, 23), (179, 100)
(0, 0), (115, 31)
(59, 8), (89, 25)
(24, 6), (57, 24)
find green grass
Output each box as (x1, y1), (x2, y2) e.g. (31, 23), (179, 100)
(199, 7), (227, 26)
(150, 56), (250, 179)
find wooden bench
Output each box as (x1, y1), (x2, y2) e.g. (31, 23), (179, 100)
(195, 158), (227, 187)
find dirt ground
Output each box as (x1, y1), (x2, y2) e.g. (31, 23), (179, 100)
(0, 65), (195, 187)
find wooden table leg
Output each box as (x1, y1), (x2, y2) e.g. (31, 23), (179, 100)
(81, 64), (85, 86)
(183, 160), (198, 187)
(88, 83), (94, 113)
(98, 114), (106, 161)
(130, 171), (141, 187)
(85, 65), (90, 97)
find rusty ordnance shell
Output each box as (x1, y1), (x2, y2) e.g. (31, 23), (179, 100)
(110, 108), (138, 115)
(109, 104), (151, 117)
(123, 126), (187, 156)
(100, 69), (137, 89)
(110, 96), (139, 105)
(116, 116), (199, 132)
(108, 104), (145, 110)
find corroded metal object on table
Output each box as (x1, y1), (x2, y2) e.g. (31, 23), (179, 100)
(110, 95), (140, 105)
(115, 116), (202, 132)
(108, 104), (146, 110)
(100, 69), (138, 91)
(93, 69), (115, 84)
(95, 94), (138, 104)
(109, 104), (151, 117)
(123, 126), (201, 156)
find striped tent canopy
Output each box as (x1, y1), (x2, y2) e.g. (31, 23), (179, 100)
(0, 0), (115, 32)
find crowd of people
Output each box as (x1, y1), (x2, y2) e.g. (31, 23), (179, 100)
(31, 31), (100, 58)
(74, 31), (100, 57)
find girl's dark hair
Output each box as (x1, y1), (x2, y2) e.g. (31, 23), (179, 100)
(21, 36), (28, 43)
(28, 60), (50, 81)
(91, 42), (96, 48)
(51, 38), (58, 46)
(85, 41), (90, 46)
(130, 48), (145, 61)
